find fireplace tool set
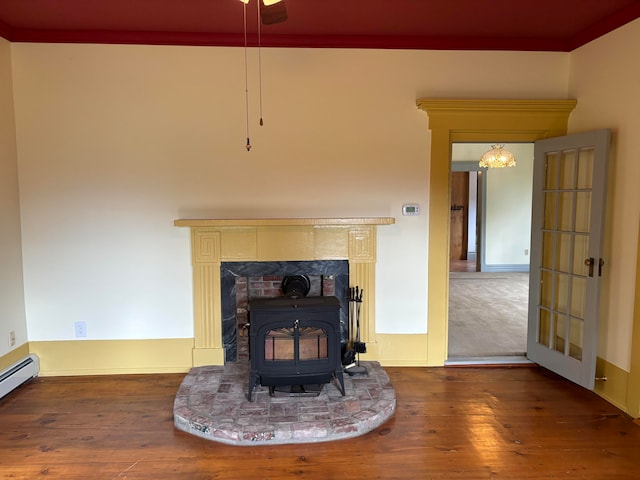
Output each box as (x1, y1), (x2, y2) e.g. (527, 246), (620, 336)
(344, 286), (367, 376)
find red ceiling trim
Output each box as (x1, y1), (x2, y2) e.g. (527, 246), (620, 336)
(0, 20), (14, 41)
(568, 2), (640, 50)
(4, 4), (639, 53)
(7, 29), (246, 47)
(3, 29), (572, 52)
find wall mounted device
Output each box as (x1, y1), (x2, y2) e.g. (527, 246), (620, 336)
(402, 204), (420, 216)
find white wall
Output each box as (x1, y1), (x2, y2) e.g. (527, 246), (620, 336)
(11, 44), (568, 340)
(568, 18), (640, 370)
(0, 38), (28, 357)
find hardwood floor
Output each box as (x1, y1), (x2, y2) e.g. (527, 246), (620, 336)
(450, 259), (477, 272)
(1, 366), (639, 479)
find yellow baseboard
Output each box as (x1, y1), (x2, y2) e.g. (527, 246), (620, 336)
(4, 338), (635, 419)
(0, 343), (31, 371)
(3, 335), (431, 376)
(192, 346), (226, 367)
(28, 338), (195, 376)
(364, 334), (429, 366)
(595, 356), (630, 414)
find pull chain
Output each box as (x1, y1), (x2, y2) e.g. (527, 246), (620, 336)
(243, 2), (251, 151)
(257, 2), (264, 127)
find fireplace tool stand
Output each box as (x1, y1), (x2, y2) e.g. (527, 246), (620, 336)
(344, 287), (367, 376)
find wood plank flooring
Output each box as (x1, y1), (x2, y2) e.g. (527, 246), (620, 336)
(1, 366), (639, 479)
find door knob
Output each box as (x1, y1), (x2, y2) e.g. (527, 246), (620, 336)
(584, 257), (595, 277)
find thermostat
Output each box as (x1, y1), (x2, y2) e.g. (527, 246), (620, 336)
(402, 204), (420, 216)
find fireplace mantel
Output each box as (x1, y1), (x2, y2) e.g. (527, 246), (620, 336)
(174, 217), (395, 227)
(175, 217), (395, 366)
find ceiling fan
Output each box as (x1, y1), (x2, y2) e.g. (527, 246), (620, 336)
(240, 0), (288, 25)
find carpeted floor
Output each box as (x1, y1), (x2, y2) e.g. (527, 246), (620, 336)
(173, 360), (396, 446)
(448, 272), (529, 358)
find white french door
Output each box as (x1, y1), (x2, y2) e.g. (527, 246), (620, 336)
(527, 129), (610, 389)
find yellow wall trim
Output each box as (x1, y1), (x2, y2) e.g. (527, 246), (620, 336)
(367, 334), (429, 366)
(175, 218), (395, 227)
(626, 221), (640, 418)
(7, 334), (429, 377)
(0, 343), (30, 372)
(595, 356), (630, 413)
(28, 338), (194, 376)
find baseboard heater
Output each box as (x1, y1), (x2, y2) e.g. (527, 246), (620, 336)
(0, 354), (40, 399)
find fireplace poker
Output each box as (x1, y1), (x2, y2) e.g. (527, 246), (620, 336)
(343, 287), (356, 366)
(354, 288), (366, 355)
(350, 287), (356, 349)
(345, 286), (367, 376)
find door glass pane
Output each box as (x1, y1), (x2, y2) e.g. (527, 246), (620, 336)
(575, 192), (591, 233)
(556, 234), (572, 273)
(558, 192), (574, 231)
(544, 192), (557, 229)
(569, 317), (584, 360)
(554, 314), (567, 354)
(542, 232), (555, 269)
(554, 273), (569, 313)
(540, 270), (553, 309)
(545, 153), (559, 189)
(538, 309), (551, 347)
(570, 277), (586, 318)
(559, 150), (576, 189)
(576, 148), (594, 189)
(572, 235), (589, 275)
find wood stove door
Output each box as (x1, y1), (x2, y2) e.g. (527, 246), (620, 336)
(247, 305), (342, 401)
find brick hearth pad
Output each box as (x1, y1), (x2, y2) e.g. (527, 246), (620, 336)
(173, 361), (396, 446)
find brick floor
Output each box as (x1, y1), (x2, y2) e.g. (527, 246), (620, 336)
(173, 361), (396, 446)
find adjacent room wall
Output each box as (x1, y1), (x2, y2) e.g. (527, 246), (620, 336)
(568, 18), (640, 371)
(452, 143), (534, 271)
(484, 144), (534, 268)
(0, 38), (28, 362)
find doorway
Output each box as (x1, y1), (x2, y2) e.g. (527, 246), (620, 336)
(417, 98), (577, 366)
(447, 143), (534, 362)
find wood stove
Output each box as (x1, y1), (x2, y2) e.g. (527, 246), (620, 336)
(247, 294), (346, 402)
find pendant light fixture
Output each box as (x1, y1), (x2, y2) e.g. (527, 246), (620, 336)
(479, 144), (516, 168)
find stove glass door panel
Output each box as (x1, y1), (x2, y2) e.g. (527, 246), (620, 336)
(264, 326), (328, 361)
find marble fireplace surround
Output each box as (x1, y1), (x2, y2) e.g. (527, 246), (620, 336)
(221, 259), (349, 363)
(174, 218), (395, 367)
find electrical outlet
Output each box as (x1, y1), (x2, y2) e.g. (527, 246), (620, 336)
(9, 331), (16, 347)
(74, 321), (87, 338)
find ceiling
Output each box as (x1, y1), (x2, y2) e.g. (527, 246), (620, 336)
(0, 0), (639, 52)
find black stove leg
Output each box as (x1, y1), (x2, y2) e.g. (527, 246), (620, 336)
(335, 370), (346, 396)
(248, 371), (259, 402)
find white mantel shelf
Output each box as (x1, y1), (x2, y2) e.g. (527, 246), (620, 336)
(174, 217), (396, 227)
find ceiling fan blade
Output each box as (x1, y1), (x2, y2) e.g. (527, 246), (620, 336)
(260, 0), (287, 25)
